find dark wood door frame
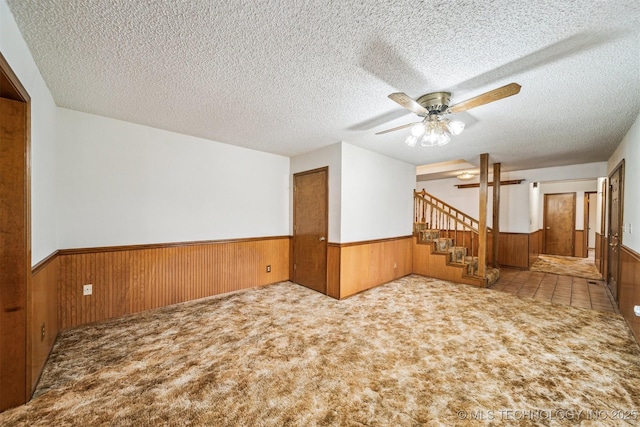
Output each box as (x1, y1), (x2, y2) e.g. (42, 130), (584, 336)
(0, 52), (32, 410)
(607, 160), (624, 302)
(599, 180), (607, 276)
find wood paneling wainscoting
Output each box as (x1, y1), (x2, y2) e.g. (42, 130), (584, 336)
(528, 230), (541, 268)
(413, 236), (483, 286)
(328, 236), (412, 299)
(574, 230), (585, 257)
(58, 237), (290, 329)
(619, 245), (640, 344)
(29, 254), (59, 395)
(595, 232), (603, 274)
(496, 232), (530, 268)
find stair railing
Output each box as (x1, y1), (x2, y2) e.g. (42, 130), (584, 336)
(414, 189), (492, 279)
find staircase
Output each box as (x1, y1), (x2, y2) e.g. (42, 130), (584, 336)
(413, 189), (500, 287)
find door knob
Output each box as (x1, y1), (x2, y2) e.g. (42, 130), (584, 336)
(319, 236), (326, 241)
(609, 234), (619, 247)
(546, 227), (551, 229)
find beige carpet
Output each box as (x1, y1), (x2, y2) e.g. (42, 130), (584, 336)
(2, 275), (639, 426)
(530, 254), (602, 280)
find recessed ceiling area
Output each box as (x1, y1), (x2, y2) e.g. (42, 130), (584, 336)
(6, 0), (640, 173)
(416, 159), (478, 181)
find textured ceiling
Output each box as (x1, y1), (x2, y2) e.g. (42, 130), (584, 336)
(6, 0), (640, 174)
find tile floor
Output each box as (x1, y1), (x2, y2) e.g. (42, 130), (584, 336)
(489, 267), (618, 313)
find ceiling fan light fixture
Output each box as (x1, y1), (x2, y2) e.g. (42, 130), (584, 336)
(447, 120), (465, 135)
(380, 82), (521, 149)
(405, 134), (419, 147)
(410, 122), (426, 137)
(421, 129), (450, 146)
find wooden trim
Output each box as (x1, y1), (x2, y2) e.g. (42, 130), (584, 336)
(32, 250), (60, 275)
(607, 159), (624, 294)
(600, 180), (607, 235)
(477, 154), (488, 280)
(330, 235), (414, 248)
(455, 179), (524, 189)
(0, 52), (31, 102)
(492, 163), (501, 267)
(0, 51), (32, 409)
(57, 236), (291, 255)
(621, 244), (640, 262)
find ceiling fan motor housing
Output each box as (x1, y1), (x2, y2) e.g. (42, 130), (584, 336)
(416, 92), (451, 115)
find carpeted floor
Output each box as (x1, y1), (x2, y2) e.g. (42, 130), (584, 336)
(2, 275), (639, 426)
(530, 254), (602, 280)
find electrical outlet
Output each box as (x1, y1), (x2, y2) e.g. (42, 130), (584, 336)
(634, 305), (640, 317)
(266, 265), (271, 273)
(83, 284), (93, 296)
(40, 323), (45, 341)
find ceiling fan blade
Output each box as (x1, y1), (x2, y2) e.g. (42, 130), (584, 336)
(375, 122), (420, 135)
(388, 92), (429, 116)
(447, 83), (521, 114)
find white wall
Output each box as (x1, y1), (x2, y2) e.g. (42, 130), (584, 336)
(417, 177), (531, 233)
(340, 143), (414, 243)
(418, 162), (607, 234)
(56, 108), (289, 249)
(290, 142), (342, 242)
(529, 183), (541, 233)
(1, 0), (59, 265)
(290, 142), (414, 243)
(588, 192), (597, 247)
(608, 112), (640, 252)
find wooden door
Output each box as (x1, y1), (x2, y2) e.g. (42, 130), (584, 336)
(0, 97), (29, 410)
(543, 193), (575, 256)
(607, 161), (624, 301)
(293, 168), (328, 294)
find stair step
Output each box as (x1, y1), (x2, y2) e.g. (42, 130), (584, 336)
(418, 229), (440, 242)
(448, 246), (467, 263)
(464, 256), (478, 267)
(486, 267), (500, 286)
(433, 237), (453, 252)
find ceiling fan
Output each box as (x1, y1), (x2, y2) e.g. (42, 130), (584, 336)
(377, 83), (521, 147)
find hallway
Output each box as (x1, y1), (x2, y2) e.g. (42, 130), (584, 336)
(489, 268), (617, 313)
